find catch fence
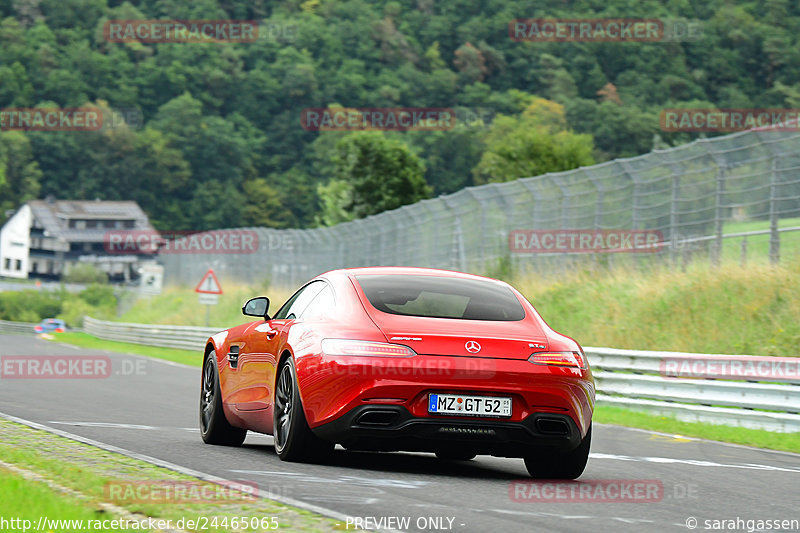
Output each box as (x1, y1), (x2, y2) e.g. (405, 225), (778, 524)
(158, 129), (800, 287)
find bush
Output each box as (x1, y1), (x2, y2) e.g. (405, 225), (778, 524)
(0, 284), (115, 324)
(62, 263), (108, 284)
(79, 284), (116, 307)
(0, 290), (63, 321)
(57, 299), (95, 328)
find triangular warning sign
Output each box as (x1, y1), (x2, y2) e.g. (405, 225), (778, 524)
(195, 269), (223, 294)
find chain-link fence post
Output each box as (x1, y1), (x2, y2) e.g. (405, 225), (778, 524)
(769, 155), (781, 265)
(711, 166), (726, 268)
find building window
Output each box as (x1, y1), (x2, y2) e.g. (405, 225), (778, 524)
(86, 220), (97, 228)
(15, 259), (22, 271)
(3, 258), (9, 270)
(75, 220), (86, 229)
(124, 220), (135, 229)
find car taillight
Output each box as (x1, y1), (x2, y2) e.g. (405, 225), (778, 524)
(321, 339), (416, 358)
(529, 351), (587, 370)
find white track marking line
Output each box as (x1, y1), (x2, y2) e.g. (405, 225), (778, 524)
(492, 509), (655, 524)
(230, 469), (432, 489)
(589, 452), (800, 473)
(47, 421), (200, 432)
(594, 422), (800, 458)
(49, 421), (156, 430)
(57, 343), (81, 350)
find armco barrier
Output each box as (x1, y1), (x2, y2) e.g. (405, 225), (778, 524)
(82, 317), (218, 352)
(6, 317), (800, 432)
(0, 319), (37, 335)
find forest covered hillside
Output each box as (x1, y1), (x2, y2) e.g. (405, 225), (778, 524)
(1, 0), (798, 230)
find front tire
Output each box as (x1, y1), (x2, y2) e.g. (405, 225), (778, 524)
(273, 357), (334, 462)
(524, 425), (591, 479)
(200, 353), (247, 446)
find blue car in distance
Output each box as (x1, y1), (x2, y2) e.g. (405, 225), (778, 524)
(34, 318), (66, 333)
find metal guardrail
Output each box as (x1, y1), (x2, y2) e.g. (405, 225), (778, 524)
(4, 317), (800, 432)
(0, 319), (37, 335)
(82, 317), (218, 352)
(586, 347), (800, 433)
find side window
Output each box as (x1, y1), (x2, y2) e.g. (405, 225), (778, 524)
(301, 285), (336, 319)
(272, 281), (325, 320)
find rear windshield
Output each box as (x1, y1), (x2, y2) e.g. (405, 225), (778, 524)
(355, 274), (525, 321)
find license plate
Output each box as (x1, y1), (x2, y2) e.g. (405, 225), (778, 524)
(428, 393), (512, 417)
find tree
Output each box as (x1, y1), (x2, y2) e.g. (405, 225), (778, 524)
(315, 178), (353, 226)
(473, 98), (595, 184)
(240, 178), (293, 228)
(453, 42), (487, 84)
(0, 130), (41, 220)
(318, 132), (430, 224)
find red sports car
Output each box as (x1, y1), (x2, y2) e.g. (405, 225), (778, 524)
(200, 267), (594, 478)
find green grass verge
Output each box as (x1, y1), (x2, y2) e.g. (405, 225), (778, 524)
(51, 332), (201, 367)
(593, 405), (800, 453)
(0, 419), (353, 532)
(720, 217), (800, 264)
(0, 469), (127, 532)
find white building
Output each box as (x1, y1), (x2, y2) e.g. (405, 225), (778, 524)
(0, 199), (157, 282)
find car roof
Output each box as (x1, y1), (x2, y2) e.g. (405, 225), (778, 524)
(322, 266), (507, 285)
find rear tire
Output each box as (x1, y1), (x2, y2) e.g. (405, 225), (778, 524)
(524, 425), (591, 479)
(273, 357), (334, 462)
(200, 353), (247, 446)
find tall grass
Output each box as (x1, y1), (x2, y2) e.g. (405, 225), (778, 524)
(107, 262), (800, 356)
(109, 282), (294, 328)
(517, 260), (800, 356)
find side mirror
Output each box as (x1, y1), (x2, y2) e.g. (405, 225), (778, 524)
(242, 297), (270, 320)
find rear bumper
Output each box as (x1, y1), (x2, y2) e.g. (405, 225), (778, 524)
(296, 353), (595, 444)
(312, 405), (583, 457)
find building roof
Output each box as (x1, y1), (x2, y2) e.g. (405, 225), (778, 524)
(27, 199), (153, 243)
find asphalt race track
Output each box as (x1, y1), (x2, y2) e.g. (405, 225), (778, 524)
(1, 334), (798, 533)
